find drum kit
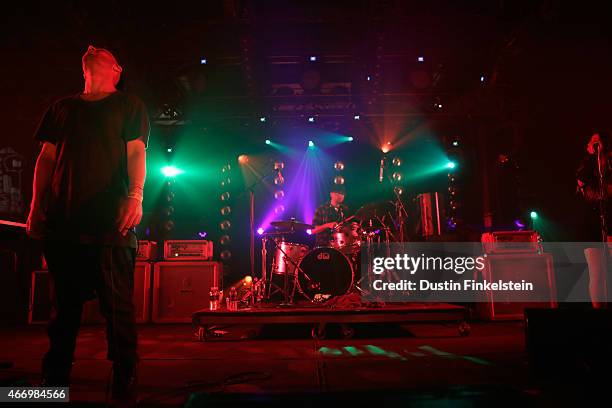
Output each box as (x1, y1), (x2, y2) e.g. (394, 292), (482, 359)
(259, 201), (400, 306)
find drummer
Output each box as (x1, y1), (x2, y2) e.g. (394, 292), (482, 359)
(311, 184), (350, 247)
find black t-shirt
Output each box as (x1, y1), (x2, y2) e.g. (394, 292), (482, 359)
(576, 154), (612, 239)
(34, 91), (150, 247)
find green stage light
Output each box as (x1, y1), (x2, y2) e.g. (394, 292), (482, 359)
(308, 140), (315, 147)
(348, 136), (354, 142)
(265, 139), (271, 145)
(446, 161), (456, 169)
(161, 165), (183, 177)
(530, 211), (538, 219)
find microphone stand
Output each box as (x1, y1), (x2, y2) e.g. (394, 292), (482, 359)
(236, 169), (277, 285)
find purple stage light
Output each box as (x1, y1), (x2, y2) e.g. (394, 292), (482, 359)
(514, 219), (526, 229)
(257, 227), (264, 235)
(257, 148), (323, 231)
(306, 229), (312, 235)
(198, 231), (207, 238)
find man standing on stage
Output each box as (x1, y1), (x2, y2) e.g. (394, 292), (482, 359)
(577, 132), (612, 307)
(26, 45), (149, 405)
(311, 185), (349, 247)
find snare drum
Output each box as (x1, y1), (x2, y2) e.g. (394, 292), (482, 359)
(330, 222), (362, 254)
(271, 241), (309, 275)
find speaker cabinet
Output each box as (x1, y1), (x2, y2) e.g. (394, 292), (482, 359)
(152, 261), (222, 323)
(477, 253), (557, 320)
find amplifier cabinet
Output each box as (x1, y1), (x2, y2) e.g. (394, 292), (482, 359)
(152, 261), (222, 323)
(477, 253), (557, 320)
(31, 262), (152, 324)
(137, 241), (158, 261)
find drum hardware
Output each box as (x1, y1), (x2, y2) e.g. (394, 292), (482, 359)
(260, 219), (316, 306)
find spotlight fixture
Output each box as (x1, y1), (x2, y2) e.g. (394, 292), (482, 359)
(161, 166), (183, 177)
(260, 116), (266, 122)
(381, 142), (392, 153)
(334, 175), (345, 185)
(167, 148), (173, 153)
(238, 154), (249, 164)
(220, 220), (232, 230)
(274, 162), (285, 170)
(366, 75), (371, 81)
(353, 114), (360, 120)
(308, 117), (315, 123)
(392, 157), (402, 167)
(308, 140), (315, 147)
(417, 56), (424, 62)
(446, 161), (456, 169)
(334, 161), (345, 171)
(452, 140), (459, 147)
(530, 211), (538, 220)
(274, 190), (285, 200)
(265, 139), (271, 145)
(480, 75), (485, 82)
(200, 58), (207, 65)
(309, 56), (317, 62)
(257, 227), (265, 235)
(348, 136), (354, 142)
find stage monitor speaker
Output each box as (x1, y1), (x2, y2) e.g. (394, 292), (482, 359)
(31, 262), (152, 324)
(477, 253), (557, 320)
(152, 261), (222, 323)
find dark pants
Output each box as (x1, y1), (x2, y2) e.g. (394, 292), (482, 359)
(42, 241), (138, 380)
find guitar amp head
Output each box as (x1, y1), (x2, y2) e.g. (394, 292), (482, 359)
(163, 240), (213, 261)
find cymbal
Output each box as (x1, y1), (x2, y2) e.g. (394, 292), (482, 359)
(270, 220), (314, 231)
(354, 201), (395, 220)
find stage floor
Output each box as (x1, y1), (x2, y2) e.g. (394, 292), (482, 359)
(0, 322), (600, 407)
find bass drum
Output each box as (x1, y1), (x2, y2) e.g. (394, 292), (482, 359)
(296, 247), (354, 302)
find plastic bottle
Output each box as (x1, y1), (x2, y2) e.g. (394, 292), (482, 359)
(227, 287), (238, 311)
(209, 287), (220, 311)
